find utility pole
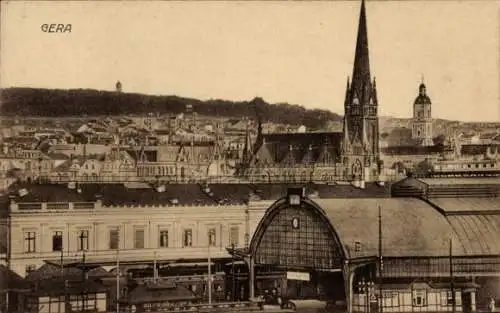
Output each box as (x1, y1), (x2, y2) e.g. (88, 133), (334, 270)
(60, 247), (64, 313)
(153, 251), (158, 282)
(208, 243), (212, 305)
(378, 205), (383, 313)
(450, 238), (456, 313)
(82, 249), (87, 312)
(116, 228), (120, 313)
(231, 243), (236, 302)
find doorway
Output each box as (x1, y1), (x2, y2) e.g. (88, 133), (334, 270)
(462, 292), (472, 313)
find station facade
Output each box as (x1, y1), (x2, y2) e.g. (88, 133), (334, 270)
(229, 180), (500, 313)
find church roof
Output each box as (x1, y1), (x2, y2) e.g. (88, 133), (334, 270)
(255, 132), (343, 164)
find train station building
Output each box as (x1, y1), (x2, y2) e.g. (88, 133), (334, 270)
(229, 177), (500, 313)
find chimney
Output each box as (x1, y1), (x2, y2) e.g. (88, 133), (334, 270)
(9, 195), (18, 212)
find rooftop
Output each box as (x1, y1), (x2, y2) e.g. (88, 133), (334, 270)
(428, 197), (500, 214)
(4, 181), (391, 208)
(391, 176), (500, 198)
(419, 177), (500, 186)
(314, 197), (500, 257)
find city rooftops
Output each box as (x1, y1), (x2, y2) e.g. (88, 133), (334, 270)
(3, 181), (391, 209)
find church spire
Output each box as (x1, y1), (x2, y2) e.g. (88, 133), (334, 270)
(242, 117), (252, 164)
(344, 77), (351, 107)
(351, 0), (371, 99)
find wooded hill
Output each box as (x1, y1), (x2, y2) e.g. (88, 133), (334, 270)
(0, 88), (342, 130)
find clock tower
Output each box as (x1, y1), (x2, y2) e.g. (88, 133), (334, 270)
(412, 79), (434, 146)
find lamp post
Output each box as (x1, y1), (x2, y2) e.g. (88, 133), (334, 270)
(207, 242), (212, 305)
(116, 227), (121, 313)
(231, 243), (236, 302)
(82, 249), (87, 312)
(358, 278), (374, 313)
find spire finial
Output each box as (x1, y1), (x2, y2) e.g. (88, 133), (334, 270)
(421, 74), (424, 84)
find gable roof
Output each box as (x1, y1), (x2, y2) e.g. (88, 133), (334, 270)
(0, 265), (28, 291)
(255, 132), (343, 164)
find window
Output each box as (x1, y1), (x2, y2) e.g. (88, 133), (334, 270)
(52, 231), (63, 252)
(159, 230), (169, 248)
(109, 229), (119, 250)
(354, 241), (362, 252)
(24, 231), (36, 253)
(445, 291), (454, 306)
(229, 226), (239, 246)
(412, 290), (427, 307)
(78, 230), (89, 251)
(382, 291), (400, 308)
(134, 229), (145, 249)
(208, 228), (216, 247)
(183, 229), (193, 247)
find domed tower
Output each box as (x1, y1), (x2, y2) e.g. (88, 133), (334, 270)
(115, 80), (122, 93)
(412, 78), (433, 146)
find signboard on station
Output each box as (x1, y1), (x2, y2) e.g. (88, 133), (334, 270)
(286, 271), (310, 281)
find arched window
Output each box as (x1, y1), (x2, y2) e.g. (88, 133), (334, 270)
(352, 159), (363, 179)
(252, 201), (344, 269)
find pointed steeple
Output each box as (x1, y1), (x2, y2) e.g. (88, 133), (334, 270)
(344, 77), (351, 107)
(242, 118), (253, 164)
(371, 76), (378, 106)
(351, 0), (371, 102)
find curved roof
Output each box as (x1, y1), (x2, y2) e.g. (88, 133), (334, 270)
(313, 198), (466, 258)
(429, 197), (500, 214)
(414, 94), (431, 105)
(446, 214), (500, 255)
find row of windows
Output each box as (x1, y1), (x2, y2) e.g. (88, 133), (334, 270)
(23, 226), (240, 253)
(138, 166), (177, 176)
(435, 162), (497, 170)
(380, 290), (457, 308)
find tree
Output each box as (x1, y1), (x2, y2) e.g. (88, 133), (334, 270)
(433, 134), (446, 146)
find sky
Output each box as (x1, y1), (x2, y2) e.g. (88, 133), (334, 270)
(1, 0), (499, 122)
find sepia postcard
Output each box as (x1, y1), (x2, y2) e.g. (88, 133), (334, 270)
(0, 1), (499, 313)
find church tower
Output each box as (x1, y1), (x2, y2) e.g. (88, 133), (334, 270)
(343, 0), (380, 181)
(412, 78), (433, 146)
